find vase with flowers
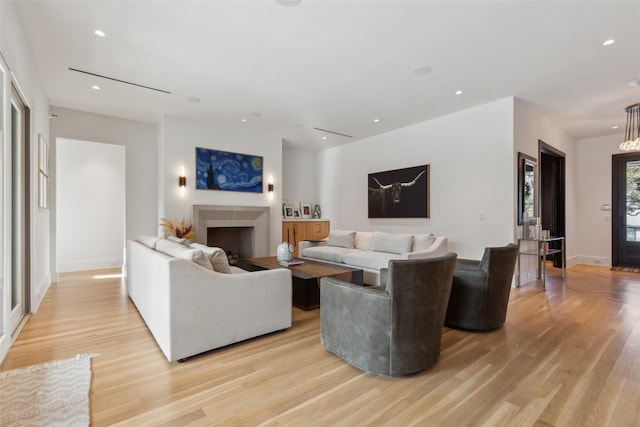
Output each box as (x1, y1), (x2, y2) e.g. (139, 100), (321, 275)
(160, 218), (194, 243)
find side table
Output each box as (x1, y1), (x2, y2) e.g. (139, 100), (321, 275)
(517, 237), (565, 290)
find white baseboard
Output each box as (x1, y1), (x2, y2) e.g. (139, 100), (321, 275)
(572, 255), (611, 267)
(31, 272), (52, 313)
(57, 257), (123, 273)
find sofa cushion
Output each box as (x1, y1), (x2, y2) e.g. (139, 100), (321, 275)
(156, 239), (213, 270)
(190, 243), (232, 274)
(355, 232), (374, 251)
(371, 232), (413, 255)
(412, 233), (436, 252)
(302, 245), (352, 263)
(342, 249), (402, 270)
(136, 234), (161, 249)
(326, 230), (356, 249)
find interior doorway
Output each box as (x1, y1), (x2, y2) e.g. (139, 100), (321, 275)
(9, 85), (31, 334)
(56, 139), (126, 272)
(539, 140), (565, 268)
(612, 152), (640, 267)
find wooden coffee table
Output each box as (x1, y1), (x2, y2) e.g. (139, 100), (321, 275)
(244, 257), (364, 310)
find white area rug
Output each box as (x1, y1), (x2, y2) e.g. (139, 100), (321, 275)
(0, 354), (98, 427)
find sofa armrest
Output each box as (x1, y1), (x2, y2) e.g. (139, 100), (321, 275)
(405, 236), (448, 259)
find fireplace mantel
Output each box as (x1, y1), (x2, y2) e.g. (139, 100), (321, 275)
(192, 205), (270, 257)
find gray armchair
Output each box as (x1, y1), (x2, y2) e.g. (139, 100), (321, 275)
(444, 244), (518, 331)
(320, 253), (457, 376)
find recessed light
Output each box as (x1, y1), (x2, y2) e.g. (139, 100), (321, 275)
(322, 136), (327, 140)
(629, 79), (640, 88)
(94, 30), (106, 37)
(185, 96), (201, 103)
(92, 85), (101, 90)
(413, 66), (432, 76)
(455, 90), (462, 95)
(373, 118), (380, 123)
(612, 126), (619, 129)
(603, 39), (615, 46)
(241, 118), (247, 122)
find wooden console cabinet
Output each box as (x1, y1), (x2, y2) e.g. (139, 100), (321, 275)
(282, 220), (330, 257)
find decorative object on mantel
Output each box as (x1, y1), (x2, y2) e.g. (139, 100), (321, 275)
(284, 204), (295, 219)
(160, 218), (194, 239)
(195, 147), (263, 193)
(300, 202), (313, 219)
(368, 164), (430, 218)
(619, 103), (640, 152)
(313, 204), (321, 218)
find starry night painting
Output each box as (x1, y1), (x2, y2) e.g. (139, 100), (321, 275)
(196, 147), (263, 193)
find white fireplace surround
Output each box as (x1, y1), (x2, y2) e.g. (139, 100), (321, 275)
(192, 205), (270, 257)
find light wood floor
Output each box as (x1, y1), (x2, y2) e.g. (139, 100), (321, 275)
(2, 264), (640, 426)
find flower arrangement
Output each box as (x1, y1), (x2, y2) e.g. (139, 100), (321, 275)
(160, 218), (194, 239)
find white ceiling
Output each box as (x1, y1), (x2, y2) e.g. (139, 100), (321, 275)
(14, 0), (640, 151)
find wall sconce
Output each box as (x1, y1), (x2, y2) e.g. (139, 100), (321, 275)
(179, 175), (186, 188)
(268, 183), (274, 192)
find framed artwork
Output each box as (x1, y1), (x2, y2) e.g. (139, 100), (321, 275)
(293, 208), (302, 218)
(368, 164), (430, 218)
(38, 134), (49, 209)
(300, 202), (312, 219)
(284, 205), (295, 219)
(195, 147), (263, 193)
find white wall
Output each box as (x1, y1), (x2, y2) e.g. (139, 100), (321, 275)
(575, 133), (621, 266)
(317, 98), (515, 260)
(0, 0), (51, 363)
(282, 146), (318, 210)
(49, 107), (158, 242)
(160, 116), (283, 254)
(56, 139), (125, 272)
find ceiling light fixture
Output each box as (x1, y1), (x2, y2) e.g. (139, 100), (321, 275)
(603, 39), (615, 46)
(612, 126), (619, 129)
(619, 103), (640, 151)
(629, 79), (640, 88)
(373, 118), (380, 123)
(92, 85), (101, 90)
(455, 90), (462, 95)
(94, 30), (106, 37)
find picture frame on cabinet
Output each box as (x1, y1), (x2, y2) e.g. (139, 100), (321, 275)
(284, 205), (295, 219)
(293, 208), (302, 218)
(300, 202), (312, 219)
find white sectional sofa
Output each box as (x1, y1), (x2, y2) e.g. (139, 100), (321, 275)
(126, 237), (292, 362)
(299, 230), (448, 285)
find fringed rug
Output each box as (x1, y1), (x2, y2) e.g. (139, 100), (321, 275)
(0, 354), (98, 427)
(611, 266), (640, 273)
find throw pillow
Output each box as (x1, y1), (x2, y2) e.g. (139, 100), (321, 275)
(167, 235), (190, 246)
(136, 234), (161, 249)
(371, 231), (413, 255)
(412, 233), (436, 252)
(190, 243), (233, 274)
(326, 230), (356, 249)
(355, 232), (374, 251)
(156, 239), (213, 270)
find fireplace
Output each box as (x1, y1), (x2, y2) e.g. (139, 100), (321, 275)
(192, 205), (270, 257)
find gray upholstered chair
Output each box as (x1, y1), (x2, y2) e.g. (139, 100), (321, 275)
(444, 243), (519, 331)
(320, 253), (457, 376)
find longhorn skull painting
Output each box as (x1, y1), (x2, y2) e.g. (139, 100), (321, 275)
(368, 165), (430, 218)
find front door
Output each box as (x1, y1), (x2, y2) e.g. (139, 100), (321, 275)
(612, 153), (640, 267)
